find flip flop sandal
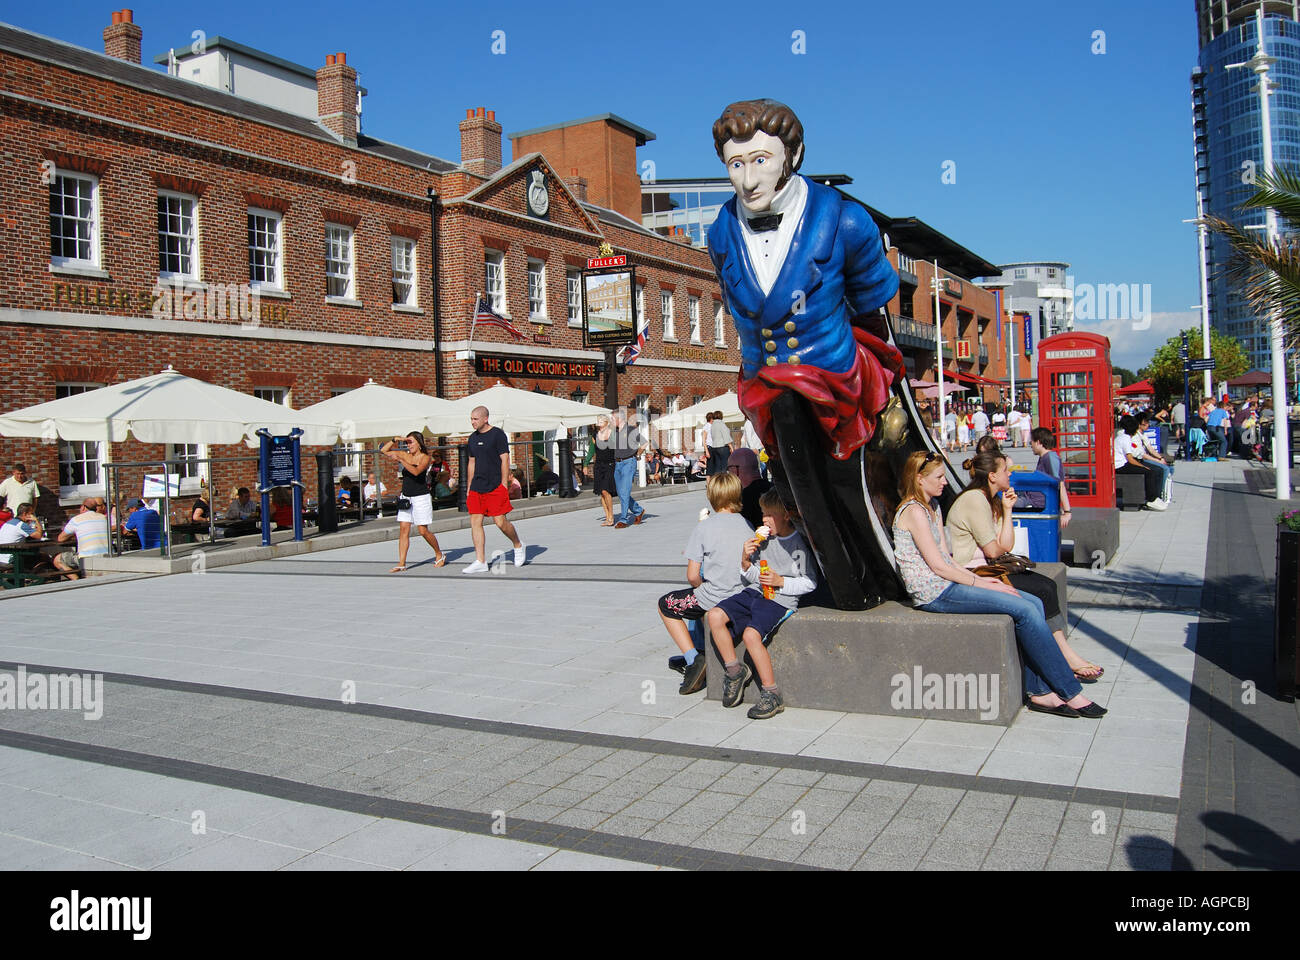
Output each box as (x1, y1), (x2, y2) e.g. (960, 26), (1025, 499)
(433, 556), (447, 567)
(389, 565), (407, 573)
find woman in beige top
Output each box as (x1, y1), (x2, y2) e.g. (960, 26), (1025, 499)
(948, 451), (1103, 682)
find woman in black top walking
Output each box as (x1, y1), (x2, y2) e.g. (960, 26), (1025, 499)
(381, 431), (446, 572)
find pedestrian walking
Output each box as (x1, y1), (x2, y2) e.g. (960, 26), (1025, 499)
(612, 409), (647, 528)
(381, 432), (446, 572)
(462, 406), (526, 573)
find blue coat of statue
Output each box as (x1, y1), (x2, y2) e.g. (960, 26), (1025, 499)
(706, 99), (935, 609)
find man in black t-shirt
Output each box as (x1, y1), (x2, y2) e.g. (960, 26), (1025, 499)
(463, 406), (526, 573)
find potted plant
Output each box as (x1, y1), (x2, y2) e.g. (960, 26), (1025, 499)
(1276, 509), (1300, 702)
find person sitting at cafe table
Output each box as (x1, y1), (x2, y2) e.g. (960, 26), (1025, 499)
(123, 498), (163, 550)
(53, 497), (109, 580)
(535, 460), (560, 495)
(433, 470), (456, 499)
(270, 487), (297, 529)
(192, 478), (211, 523)
(0, 501), (43, 566)
(337, 476), (356, 508)
(363, 472), (387, 505)
(226, 487), (258, 520)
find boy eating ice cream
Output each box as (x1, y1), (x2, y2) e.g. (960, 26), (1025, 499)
(706, 490), (817, 719)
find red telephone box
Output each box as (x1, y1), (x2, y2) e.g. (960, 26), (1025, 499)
(1037, 332), (1113, 509)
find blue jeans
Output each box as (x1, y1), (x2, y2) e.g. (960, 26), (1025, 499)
(920, 583), (1082, 700)
(614, 456), (643, 524)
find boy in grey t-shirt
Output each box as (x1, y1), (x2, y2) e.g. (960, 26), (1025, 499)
(707, 489), (817, 719)
(657, 473), (753, 695)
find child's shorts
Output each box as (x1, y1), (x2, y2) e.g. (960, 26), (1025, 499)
(713, 589), (791, 639)
(658, 587), (705, 621)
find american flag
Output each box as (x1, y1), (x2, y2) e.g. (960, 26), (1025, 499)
(474, 297), (525, 341)
(619, 310), (647, 366)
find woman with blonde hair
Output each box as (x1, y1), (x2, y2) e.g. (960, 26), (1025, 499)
(892, 451), (1106, 718)
(589, 414), (617, 526)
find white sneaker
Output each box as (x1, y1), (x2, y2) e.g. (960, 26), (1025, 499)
(1146, 499), (1168, 511)
(462, 560), (489, 574)
(514, 544), (527, 567)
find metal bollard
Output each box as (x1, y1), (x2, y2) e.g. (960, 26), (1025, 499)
(315, 450), (338, 534)
(557, 437), (574, 498)
(457, 444), (469, 513)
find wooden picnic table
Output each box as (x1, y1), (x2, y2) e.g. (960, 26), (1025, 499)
(0, 539), (66, 589)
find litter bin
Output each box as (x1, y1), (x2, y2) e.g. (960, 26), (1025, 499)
(1009, 470), (1061, 563)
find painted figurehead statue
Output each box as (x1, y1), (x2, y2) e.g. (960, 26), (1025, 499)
(707, 99), (949, 609)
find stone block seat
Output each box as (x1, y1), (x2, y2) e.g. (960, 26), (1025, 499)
(705, 563), (1068, 726)
(1115, 472), (1148, 510)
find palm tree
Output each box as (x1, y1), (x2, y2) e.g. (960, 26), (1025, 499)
(1203, 166), (1300, 350)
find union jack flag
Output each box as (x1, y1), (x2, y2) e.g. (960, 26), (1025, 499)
(619, 311), (647, 365)
(474, 297), (525, 341)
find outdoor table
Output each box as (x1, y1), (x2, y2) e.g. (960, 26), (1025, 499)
(1, 539), (65, 589)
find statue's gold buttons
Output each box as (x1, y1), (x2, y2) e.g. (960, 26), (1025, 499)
(784, 321), (796, 333)
(787, 355), (801, 365)
(765, 356), (778, 367)
(765, 340), (777, 352)
(761, 327), (773, 337)
(787, 337), (799, 349)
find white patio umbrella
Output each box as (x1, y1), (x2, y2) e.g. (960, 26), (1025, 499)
(650, 391), (743, 432)
(296, 380), (457, 442)
(0, 368), (339, 446)
(427, 382), (611, 435)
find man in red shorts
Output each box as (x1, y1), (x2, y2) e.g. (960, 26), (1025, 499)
(463, 405), (526, 574)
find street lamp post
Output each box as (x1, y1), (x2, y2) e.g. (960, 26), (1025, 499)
(1185, 194), (1214, 400)
(1227, 5), (1290, 499)
(932, 261), (948, 445)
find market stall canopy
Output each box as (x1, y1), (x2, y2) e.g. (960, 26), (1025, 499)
(0, 369), (339, 446)
(1228, 370), (1273, 388)
(650, 392), (744, 431)
(916, 381), (969, 398)
(1116, 379), (1154, 396)
(296, 380), (457, 441)
(427, 383), (611, 435)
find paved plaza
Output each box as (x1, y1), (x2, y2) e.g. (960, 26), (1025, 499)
(0, 451), (1296, 870)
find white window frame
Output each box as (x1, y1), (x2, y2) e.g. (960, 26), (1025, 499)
(157, 190), (199, 280)
(325, 223), (356, 302)
(636, 285), (645, 334)
(567, 269), (582, 326)
(167, 442), (208, 493)
(714, 301), (726, 346)
(391, 237), (417, 308)
(55, 384), (105, 498)
(527, 258), (547, 320)
(635, 394), (650, 428)
(50, 173), (100, 269)
(253, 386), (290, 407)
(485, 249), (506, 315)
(248, 208), (283, 291)
(661, 290), (675, 340)
(665, 395), (681, 453)
(689, 295), (702, 343)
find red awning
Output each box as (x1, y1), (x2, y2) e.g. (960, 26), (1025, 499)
(946, 370), (1002, 386)
(1116, 379), (1154, 396)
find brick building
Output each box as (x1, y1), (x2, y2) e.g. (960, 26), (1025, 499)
(0, 11), (735, 511)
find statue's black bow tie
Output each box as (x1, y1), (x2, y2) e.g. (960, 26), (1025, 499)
(746, 212), (783, 233)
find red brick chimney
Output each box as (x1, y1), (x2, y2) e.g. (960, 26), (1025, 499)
(460, 107), (502, 178)
(565, 167), (588, 203)
(316, 52), (358, 145)
(103, 9), (142, 64)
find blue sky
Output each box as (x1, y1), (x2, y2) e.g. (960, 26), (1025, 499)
(15, 0), (1202, 370)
